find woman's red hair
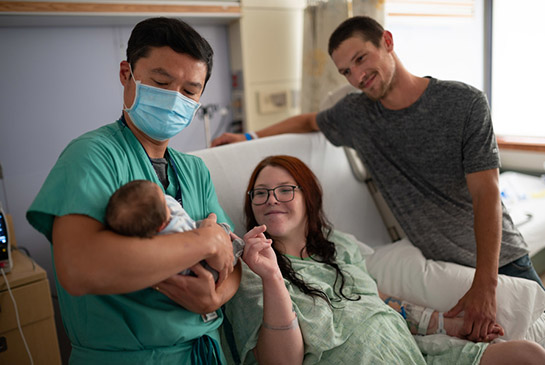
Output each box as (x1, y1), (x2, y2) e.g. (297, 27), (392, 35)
(244, 155), (330, 240)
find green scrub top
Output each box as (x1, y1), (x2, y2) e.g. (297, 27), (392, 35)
(27, 120), (232, 364)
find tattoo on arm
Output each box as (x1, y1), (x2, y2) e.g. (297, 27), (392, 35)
(383, 296), (424, 334)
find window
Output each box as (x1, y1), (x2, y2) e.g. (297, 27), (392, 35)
(384, 0), (484, 91)
(491, 0), (545, 138)
(385, 0), (545, 139)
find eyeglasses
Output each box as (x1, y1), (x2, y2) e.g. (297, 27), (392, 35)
(248, 185), (300, 206)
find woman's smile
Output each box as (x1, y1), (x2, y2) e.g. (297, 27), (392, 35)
(252, 166), (307, 244)
(265, 210), (287, 215)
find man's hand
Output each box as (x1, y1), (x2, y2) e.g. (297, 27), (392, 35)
(199, 213), (234, 286)
(445, 281), (498, 341)
(211, 132), (247, 147)
(155, 264), (220, 314)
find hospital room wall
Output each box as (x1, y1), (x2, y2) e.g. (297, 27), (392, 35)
(0, 23), (234, 294)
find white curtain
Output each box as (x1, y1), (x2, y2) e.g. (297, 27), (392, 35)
(301, 0), (385, 113)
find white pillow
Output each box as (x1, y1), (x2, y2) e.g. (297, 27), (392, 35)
(365, 238), (545, 340)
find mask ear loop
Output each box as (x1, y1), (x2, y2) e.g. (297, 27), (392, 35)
(189, 98), (201, 121)
(124, 63), (139, 111)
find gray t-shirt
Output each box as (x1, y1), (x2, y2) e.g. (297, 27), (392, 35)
(317, 77), (527, 267)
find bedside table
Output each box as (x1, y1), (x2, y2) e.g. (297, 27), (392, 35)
(0, 249), (61, 364)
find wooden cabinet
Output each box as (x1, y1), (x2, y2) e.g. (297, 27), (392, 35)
(0, 250), (61, 365)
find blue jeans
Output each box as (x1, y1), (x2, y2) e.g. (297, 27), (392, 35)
(498, 254), (545, 290)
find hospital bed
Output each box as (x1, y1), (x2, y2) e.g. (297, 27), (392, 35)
(499, 171), (545, 274)
(189, 131), (545, 361)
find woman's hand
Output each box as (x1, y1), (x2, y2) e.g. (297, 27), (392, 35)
(242, 225), (278, 280)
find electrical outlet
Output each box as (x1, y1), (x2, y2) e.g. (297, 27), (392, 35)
(257, 89), (289, 114)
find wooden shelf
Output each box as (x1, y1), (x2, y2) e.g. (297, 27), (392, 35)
(497, 135), (545, 152)
(0, 1), (241, 26)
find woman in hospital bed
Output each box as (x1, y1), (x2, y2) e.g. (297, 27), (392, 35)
(225, 155), (545, 364)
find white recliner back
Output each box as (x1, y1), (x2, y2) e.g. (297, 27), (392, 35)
(189, 133), (391, 248)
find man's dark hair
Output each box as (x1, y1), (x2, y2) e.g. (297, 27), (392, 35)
(328, 16), (385, 55)
(126, 17), (214, 87)
(105, 180), (167, 238)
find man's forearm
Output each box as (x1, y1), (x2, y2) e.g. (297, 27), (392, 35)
(472, 192), (502, 287)
(466, 169), (503, 285)
(255, 113), (319, 138)
(216, 262), (242, 306)
(53, 214), (227, 295)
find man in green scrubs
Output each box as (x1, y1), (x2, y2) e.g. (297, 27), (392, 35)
(27, 17), (239, 364)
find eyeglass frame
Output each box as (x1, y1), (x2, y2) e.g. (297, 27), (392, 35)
(248, 185), (301, 206)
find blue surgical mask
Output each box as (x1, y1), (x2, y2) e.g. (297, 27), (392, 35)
(124, 70), (201, 141)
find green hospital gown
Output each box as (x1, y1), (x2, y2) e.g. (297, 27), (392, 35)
(225, 230), (488, 364)
(27, 120), (232, 364)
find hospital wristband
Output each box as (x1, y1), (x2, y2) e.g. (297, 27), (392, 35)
(436, 312), (447, 335)
(262, 314), (298, 330)
(244, 131), (259, 140)
(417, 307), (434, 335)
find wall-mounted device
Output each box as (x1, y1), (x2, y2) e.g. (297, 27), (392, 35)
(0, 204), (11, 273)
